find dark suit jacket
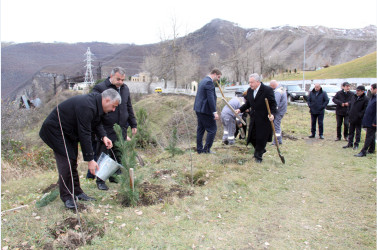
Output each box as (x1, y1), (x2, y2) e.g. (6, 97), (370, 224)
(239, 83), (277, 145)
(348, 93), (369, 124)
(362, 94), (376, 127)
(93, 78), (137, 142)
(193, 76), (217, 115)
(39, 93), (106, 161)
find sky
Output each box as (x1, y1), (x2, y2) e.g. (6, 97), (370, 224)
(1, 0), (376, 45)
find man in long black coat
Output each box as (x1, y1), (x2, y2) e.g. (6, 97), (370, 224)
(236, 73), (277, 163)
(92, 67), (138, 190)
(307, 84), (329, 139)
(39, 89), (121, 209)
(343, 85), (369, 150)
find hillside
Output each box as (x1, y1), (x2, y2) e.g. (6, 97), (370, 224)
(271, 51), (377, 81)
(1, 94), (375, 249)
(2, 19), (376, 101)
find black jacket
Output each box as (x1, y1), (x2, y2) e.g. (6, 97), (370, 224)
(39, 93), (106, 161)
(239, 83), (277, 145)
(348, 93), (369, 124)
(362, 94), (376, 127)
(307, 88), (329, 115)
(333, 90), (352, 116)
(93, 78), (137, 142)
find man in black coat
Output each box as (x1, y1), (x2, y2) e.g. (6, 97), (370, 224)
(193, 69), (222, 154)
(307, 84), (329, 139)
(333, 82), (352, 141)
(355, 83), (377, 157)
(39, 89), (121, 209)
(93, 67), (137, 191)
(236, 73), (276, 163)
(343, 85), (369, 150)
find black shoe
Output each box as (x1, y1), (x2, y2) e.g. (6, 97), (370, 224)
(109, 176), (119, 183)
(335, 138), (341, 141)
(367, 151), (375, 154)
(97, 182), (109, 191)
(319, 135), (324, 139)
(353, 145), (359, 150)
(343, 144), (353, 148)
(223, 140), (229, 145)
(76, 193), (96, 201)
(254, 158), (262, 163)
(64, 199), (76, 209)
(308, 135), (315, 138)
(354, 152), (366, 157)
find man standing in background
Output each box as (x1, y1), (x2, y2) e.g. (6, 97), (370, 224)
(193, 69), (222, 154)
(333, 82), (352, 141)
(270, 80), (287, 145)
(307, 84), (329, 139)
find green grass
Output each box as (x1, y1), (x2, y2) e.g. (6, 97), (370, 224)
(1, 96), (376, 249)
(269, 51), (376, 81)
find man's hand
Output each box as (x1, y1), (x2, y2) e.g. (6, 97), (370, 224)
(132, 128), (137, 135)
(373, 124), (376, 127)
(214, 113), (219, 120)
(126, 136), (132, 141)
(345, 102), (349, 106)
(268, 114), (274, 121)
(235, 109), (241, 114)
(88, 160), (99, 175)
(342, 103), (345, 107)
(102, 136), (113, 149)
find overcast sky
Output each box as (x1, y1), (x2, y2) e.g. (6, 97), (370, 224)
(1, 0), (376, 45)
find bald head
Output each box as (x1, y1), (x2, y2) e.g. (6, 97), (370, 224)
(314, 84), (321, 92)
(270, 80), (278, 89)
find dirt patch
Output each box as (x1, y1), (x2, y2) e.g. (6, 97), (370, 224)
(138, 182), (194, 206)
(47, 217), (104, 249)
(152, 169), (175, 178)
(282, 131), (299, 140)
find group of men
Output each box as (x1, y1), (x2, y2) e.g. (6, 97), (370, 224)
(305, 81), (376, 157)
(40, 67), (137, 209)
(40, 66), (375, 210)
(194, 70), (287, 163)
(334, 82), (376, 157)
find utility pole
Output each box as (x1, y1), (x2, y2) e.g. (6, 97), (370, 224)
(302, 39), (306, 90)
(84, 47), (94, 85)
(53, 74), (57, 95)
(97, 62), (102, 81)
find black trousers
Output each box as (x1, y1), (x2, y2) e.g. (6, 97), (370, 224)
(348, 121), (362, 146)
(361, 127), (376, 154)
(54, 151), (83, 202)
(310, 114), (324, 136)
(336, 114), (349, 139)
(196, 112), (217, 153)
(250, 122), (267, 161)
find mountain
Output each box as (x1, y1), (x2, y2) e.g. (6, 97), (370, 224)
(2, 19), (376, 101)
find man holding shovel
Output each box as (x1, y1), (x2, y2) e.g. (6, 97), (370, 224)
(235, 73), (276, 163)
(39, 89), (121, 209)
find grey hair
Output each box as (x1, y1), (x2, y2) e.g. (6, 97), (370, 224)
(249, 73), (262, 82)
(111, 67), (126, 76)
(102, 88), (122, 104)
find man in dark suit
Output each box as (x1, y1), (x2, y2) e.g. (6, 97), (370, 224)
(307, 84), (329, 139)
(93, 67), (138, 191)
(193, 69), (222, 154)
(236, 73), (277, 163)
(39, 89), (121, 209)
(333, 82), (352, 141)
(355, 83), (376, 157)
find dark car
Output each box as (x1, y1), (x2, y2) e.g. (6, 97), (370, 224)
(282, 84), (308, 102)
(235, 85), (249, 97)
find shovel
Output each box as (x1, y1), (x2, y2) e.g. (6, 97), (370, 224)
(265, 98), (285, 164)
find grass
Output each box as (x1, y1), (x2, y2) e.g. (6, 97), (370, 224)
(269, 51), (376, 81)
(1, 96), (376, 249)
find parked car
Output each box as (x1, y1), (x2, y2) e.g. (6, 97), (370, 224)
(235, 85), (249, 97)
(281, 84), (308, 102)
(308, 85), (340, 109)
(154, 87), (162, 93)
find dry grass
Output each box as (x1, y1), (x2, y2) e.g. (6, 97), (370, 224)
(1, 97), (376, 249)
